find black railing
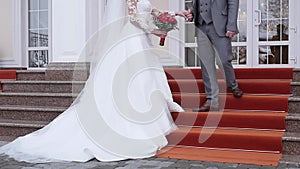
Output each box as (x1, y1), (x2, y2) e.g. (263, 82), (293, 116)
(29, 31), (48, 47)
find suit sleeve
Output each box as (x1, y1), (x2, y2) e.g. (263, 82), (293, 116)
(226, 0), (239, 33)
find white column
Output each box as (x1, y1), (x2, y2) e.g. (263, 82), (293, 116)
(52, 0), (87, 62)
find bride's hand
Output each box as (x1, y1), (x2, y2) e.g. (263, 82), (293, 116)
(151, 29), (167, 37)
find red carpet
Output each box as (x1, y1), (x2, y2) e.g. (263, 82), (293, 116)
(157, 68), (292, 166)
(165, 68), (293, 80)
(0, 70), (16, 90)
(157, 147), (282, 166)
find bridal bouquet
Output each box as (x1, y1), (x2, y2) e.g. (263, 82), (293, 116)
(153, 12), (178, 46)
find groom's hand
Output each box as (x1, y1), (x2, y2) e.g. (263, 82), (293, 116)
(175, 10), (189, 20)
(175, 10), (193, 21)
(186, 9), (193, 21)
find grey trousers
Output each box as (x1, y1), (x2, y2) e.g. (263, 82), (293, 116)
(196, 22), (238, 104)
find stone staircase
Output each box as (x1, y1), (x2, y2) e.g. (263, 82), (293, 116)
(281, 68), (300, 163)
(0, 63), (300, 164)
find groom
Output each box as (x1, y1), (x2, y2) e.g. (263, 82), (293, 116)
(184, 0), (243, 112)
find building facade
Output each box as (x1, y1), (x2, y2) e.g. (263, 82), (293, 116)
(0, 0), (300, 68)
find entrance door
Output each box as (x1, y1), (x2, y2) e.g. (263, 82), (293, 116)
(251, 0), (296, 67)
(183, 0), (296, 68)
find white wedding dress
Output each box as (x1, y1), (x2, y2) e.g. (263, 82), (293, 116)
(0, 0), (184, 163)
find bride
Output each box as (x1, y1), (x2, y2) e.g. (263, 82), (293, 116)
(0, 0), (187, 163)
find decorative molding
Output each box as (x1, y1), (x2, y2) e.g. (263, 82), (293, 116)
(0, 0), (23, 68)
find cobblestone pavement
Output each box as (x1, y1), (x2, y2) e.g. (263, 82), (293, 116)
(1, 143), (299, 169)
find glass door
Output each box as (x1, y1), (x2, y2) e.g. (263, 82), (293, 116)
(183, 0), (295, 68)
(27, 0), (51, 68)
(253, 0), (295, 67)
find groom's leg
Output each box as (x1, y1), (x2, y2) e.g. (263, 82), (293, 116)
(196, 26), (219, 104)
(206, 25), (238, 90)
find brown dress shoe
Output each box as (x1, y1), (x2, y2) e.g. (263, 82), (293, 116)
(193, 102), (219, 112)
(232, 88), (243, 98)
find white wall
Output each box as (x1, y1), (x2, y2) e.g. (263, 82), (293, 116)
(50, 0), (183, 66)
(150, 0), (184, 66)
(294, 0), (300, 68)
(52, 0), (86, 62)
(0, 0), (13, 60)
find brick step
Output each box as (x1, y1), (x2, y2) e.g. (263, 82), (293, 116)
(291, 82), (300, 96)
(0, 93), (76, 107)
(173, 93), (289, 112)
(0, 118), (297, 157)
(283, 132), (300, 155)
(2, 79), (291, 94)
(1, 81), (85, 93)
(0, 121), (288, 154)
(45, 68), (89, 81)
(169, 79), (291, 94)
(293, 68), (300, 82)
(288, 97), (300, 114)
(16, 70), (45, 81)
(0, 105), (65, 122)
(0, 92), (289, 111)
(0, 119), (47, 137)
(280, 154), (300, 165)
(46, 62), (90, 69)
(0, 106), (287, 131)
(0, 136), (15, 143)
(168, 127), (283, 153)
(165, 68), (293, 80)
(173, 111), (286, 131)
(286, 114), (300, 133)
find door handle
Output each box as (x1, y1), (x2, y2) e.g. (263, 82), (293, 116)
(254, 10), (262, 26)
(290, 27), (297, 33)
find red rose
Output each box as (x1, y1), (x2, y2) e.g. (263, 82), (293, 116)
(161, 18), (167, 23)
(169, 18), (177, 24)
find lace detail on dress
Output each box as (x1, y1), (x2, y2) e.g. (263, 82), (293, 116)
(127, 0), (154, 33)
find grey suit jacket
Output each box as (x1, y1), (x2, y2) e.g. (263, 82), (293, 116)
(191, 0), (239, 37)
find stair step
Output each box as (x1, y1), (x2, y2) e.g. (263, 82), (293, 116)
(167, 127), (283, 153)
(0, 105), (65, 121)
(165, 68), (293, 80)
(46, 62), (90, 69)
(280, 154), (300, 165)
(173, 111), (286, 131)
(0, 66), (296, 165)
(293, 68), (300, 82)
(173, 93), (289, 112)
(45, 68), (89, 81)
(0, 92), (76, 107)
(0, 136), (15, 143)
(169, 79), (291, 94)
(1, 81), (85, 93)
(288, 97), (300, 114)
(291, 82), (300, 96)
(283, 132), (300, 155)
(286, 114), (300, 132)
(157, 146), (282, 166)
(0, 119), (47, 137)
(16, 70), (45, 81)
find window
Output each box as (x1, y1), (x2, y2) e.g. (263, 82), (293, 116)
(28, 0), (49, 68)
